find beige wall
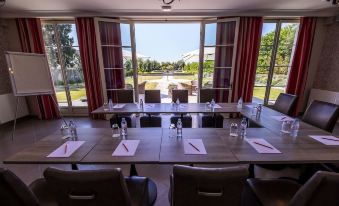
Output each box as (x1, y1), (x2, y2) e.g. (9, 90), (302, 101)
(312, 19), (339, 92)
(0, 18), (21, 95)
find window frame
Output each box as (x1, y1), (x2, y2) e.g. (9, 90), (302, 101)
(254, 18), (300, 105)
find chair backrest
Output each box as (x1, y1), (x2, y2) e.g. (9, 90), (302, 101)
(140, 116), (162, 127)
(200, 89), (217, 103)
(172, 90), (188, 103)
(170, 165), (248, 206)
(272, 93), (298, 116)
(43, 167), (132, 206)
(145, 90), (161, 103)
(170, 116), (192, 128)
(0, 168), (40, 206)
(302, 100), (339, 132)
(117, 89), (134, 103)
(290, 171), (339, 206)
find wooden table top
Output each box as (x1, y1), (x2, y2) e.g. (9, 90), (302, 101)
(4, 126), (339, 164)
(91, 103), (241, 114)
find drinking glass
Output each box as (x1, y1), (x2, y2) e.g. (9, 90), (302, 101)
(205, 102), (210, 111)
(112, 124), (120, 138)
(281, 121), (291, 134)
(230, 123), (238, 137)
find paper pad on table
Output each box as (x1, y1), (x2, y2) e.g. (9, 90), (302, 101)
(47, 141), (85, 158)
(112, 140), (140, 156)
(145, 104), (155, 108)
(184, 139), (207, 155)
(245, 138), (281, 154)
(271, 115), (294, 122)
(113, 104), (125, 109)
(309, 135), (339, 146)
(213, 104), (222, 108)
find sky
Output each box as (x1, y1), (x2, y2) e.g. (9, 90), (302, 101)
(135, 23), (201, 62)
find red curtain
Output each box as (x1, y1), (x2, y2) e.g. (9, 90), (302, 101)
(16, 18), (60, 119)
(75, 17), (104, 119)
(286, 17), (317, 115)
(231, 17), (263, 103)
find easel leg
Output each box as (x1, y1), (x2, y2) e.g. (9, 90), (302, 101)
(50, 95), (68, 128)
(11, 97), (19, 141)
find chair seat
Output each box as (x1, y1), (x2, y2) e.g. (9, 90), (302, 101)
(243, 178), (301, 206)
(29, 179), (57, 206)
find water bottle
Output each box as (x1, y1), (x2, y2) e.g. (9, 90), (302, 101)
(256, 104), (262, 119)
(240, 118), (247, 137)
(176, 98), (180, 111)
(176, 118), (183, 139)
(139, 99), (144, 110)
(108, 99), (114, 110)
(290, 119), (300, 137)
(69, 121), (78, 140)
(211, 98), (216, 110)
(237, 97), (243, 109)
(121, 118), (128, 137)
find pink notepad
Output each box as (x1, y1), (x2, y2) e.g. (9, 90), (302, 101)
(309, 135), (339, 146)
(271, 115), (294, 122)
(112, 140), (140, 156)
(113, 104), (125, 109)
(184, 139), (207, 155)
(245, 138), (281, 154)
(47, 141), (85, 158)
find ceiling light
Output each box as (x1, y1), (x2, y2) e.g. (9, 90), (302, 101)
(162, 5), (172, 12)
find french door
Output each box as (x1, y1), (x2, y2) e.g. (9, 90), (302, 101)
(199, 18), (239, 102)
(42, 21), (88, 116)
(94, 18), (137, 104)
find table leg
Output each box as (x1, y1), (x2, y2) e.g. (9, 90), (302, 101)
(71, 163), (79, 170)
(130, 164), (138, 176)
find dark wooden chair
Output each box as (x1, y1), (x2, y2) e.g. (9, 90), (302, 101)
(110, 89), (134, 128)
(170, 165), (248, 206)
(271, 93), (298, 116)
(144, 90), (161, 103)
(32, 167), (157, 206)
(140, 116), (162, 127)
(172, 89), (188, 103)
(199, 89), (224, 128)
(242, 171), (339, 206)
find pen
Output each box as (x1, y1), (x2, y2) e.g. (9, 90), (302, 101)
(64, 144), (68, 154)
(322, 137), (339, 142)
(122, 143), (129, 152)
(189, 142), (200, 152)
(253, 141), (273, 149)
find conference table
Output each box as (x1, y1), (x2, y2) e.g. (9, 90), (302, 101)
(4, 103), (339, 166)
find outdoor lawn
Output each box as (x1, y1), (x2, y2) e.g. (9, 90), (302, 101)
(253, 87), (284, 101)
(56, 88), (86, 102)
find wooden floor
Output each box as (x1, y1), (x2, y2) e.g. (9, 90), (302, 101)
(0, 115), (338, 205)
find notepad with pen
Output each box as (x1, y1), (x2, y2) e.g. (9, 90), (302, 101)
(47, 141), (85, 158)
(183, 139), (207, 155)
(245, 138), (281, 154)
(112, 140), (140, 156)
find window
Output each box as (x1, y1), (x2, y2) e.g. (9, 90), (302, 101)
(42, 22), (87, 112)
(135, 23), (200, 103)
(253, 20), (299, 104)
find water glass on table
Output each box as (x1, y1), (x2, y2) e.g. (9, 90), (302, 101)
(230, 123), (238, 137)
(112, 124), (120, 138)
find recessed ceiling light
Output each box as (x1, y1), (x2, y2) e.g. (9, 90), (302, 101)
(162, 5), (172, 12)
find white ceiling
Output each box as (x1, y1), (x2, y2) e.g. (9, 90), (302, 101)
(0, 0), (338, 18)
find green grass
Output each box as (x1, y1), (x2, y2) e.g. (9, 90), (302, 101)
(253, 87), (284, 101)
(56, 88), (86, 102)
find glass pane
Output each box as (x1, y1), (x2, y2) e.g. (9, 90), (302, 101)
(102, 46), (123, 68)
(105, 69), (125, 89)
(62, 47), (87, 107)
(57, 24), (78, 47)
(276, 23), (299, 66)
(99, 21), (121, 45)
(202, 47), (215, 88)
(216, 21), (236, 45)
(213, 68), (232, 88)
(254, 66), (269, 87)
(204, 23), (217, 46)
(121, 23), (131, 47)
(42, 24), (56, 46)
(257, 45), (273, 67)
(55, 86), (68, 107)
(214, 46), (233, 68)
(269, 66), (289, 102)
(261, 23), (277, 45)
